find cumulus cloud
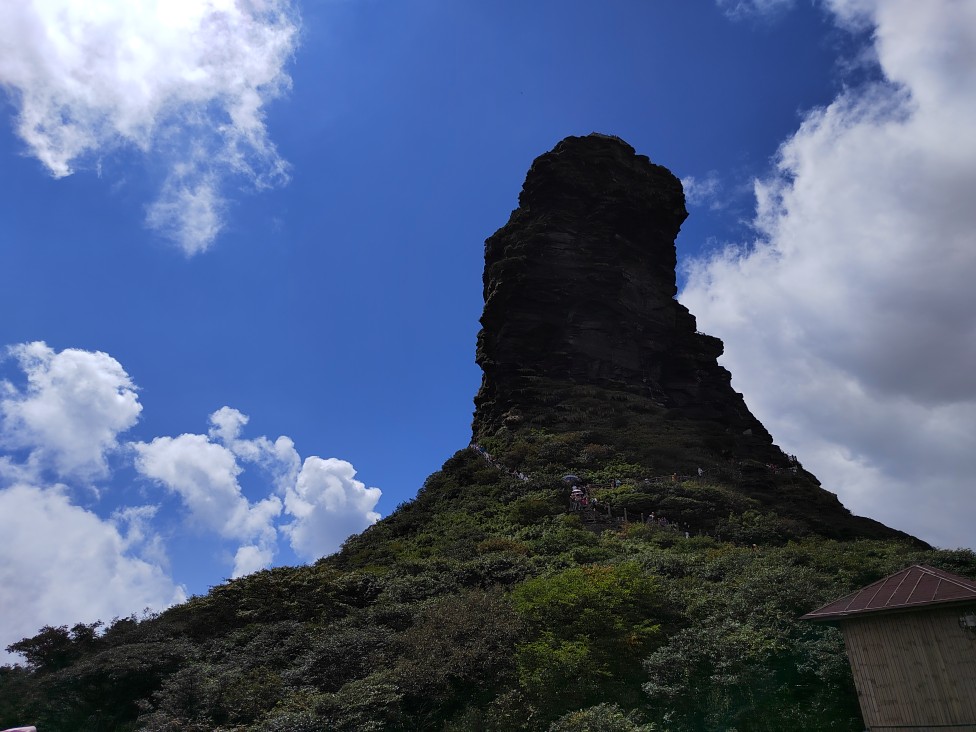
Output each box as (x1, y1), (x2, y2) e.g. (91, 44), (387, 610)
(682, 0), (976, 549)
(132, 431), (283, 577)
(208, 405), (301, 490)
(0, 342), (142, 480)
(0, 343), (180, 663)
(0, 0), (299, 254)
(134, 406), (379, 574)
(0, 482), (185, 664)
(283, 456), (382, 561)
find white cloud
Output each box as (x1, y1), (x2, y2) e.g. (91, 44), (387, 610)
(133, 406), (382, 575)
(233, 543), (277, 577)
(146, 175), (226, 256)
(208, 405), (253, 446)
(113, 503), (170, 569)
(208, 406), (301, 491)
(282, 456), (381, 561)
(681, 171), (725, 211)
(0, 342), (142, 480)
(132, 431), (282, 577)
(0, 482), (185, 665)
(682, 0), (976, 549)
(0, 0), (299, 254)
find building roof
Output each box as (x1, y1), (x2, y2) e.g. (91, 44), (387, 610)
(801, 564), (976, 622)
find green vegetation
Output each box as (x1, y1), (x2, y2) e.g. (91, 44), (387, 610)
(3, 383), (973, 730)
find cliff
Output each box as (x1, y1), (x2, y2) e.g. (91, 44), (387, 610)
(475, 133), (766, 436)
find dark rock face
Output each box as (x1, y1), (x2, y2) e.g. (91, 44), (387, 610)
(474, 134), (769, 440)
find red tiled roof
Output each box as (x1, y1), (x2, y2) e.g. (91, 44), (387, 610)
(801, 565), (976, 621)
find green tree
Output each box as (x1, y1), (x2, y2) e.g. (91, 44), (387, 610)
(513, 563), (662, 717)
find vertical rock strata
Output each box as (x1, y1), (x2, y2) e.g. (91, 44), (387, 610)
(474, 133), (769, 440)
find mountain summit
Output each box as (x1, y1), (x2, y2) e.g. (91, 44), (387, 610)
(471, 133), (914, 543)
(475, 133), (765, 438)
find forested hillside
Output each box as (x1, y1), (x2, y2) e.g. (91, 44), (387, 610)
(3, 439), (972, 730)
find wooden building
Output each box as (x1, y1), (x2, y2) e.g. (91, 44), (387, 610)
(802, 564), (976, 731)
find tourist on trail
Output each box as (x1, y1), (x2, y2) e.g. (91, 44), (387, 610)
(571, 487), (584, 511)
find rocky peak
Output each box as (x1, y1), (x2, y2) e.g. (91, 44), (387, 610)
(475, 133), (768, 441)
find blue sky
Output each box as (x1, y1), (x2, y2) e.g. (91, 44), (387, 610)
(2, 0), (975, 659)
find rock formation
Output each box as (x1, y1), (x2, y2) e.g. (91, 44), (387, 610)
(472, 133), (918, 543)
(475, 133), (767, 439)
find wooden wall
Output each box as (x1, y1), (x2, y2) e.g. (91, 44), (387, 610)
(841, 606), (976, 731)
